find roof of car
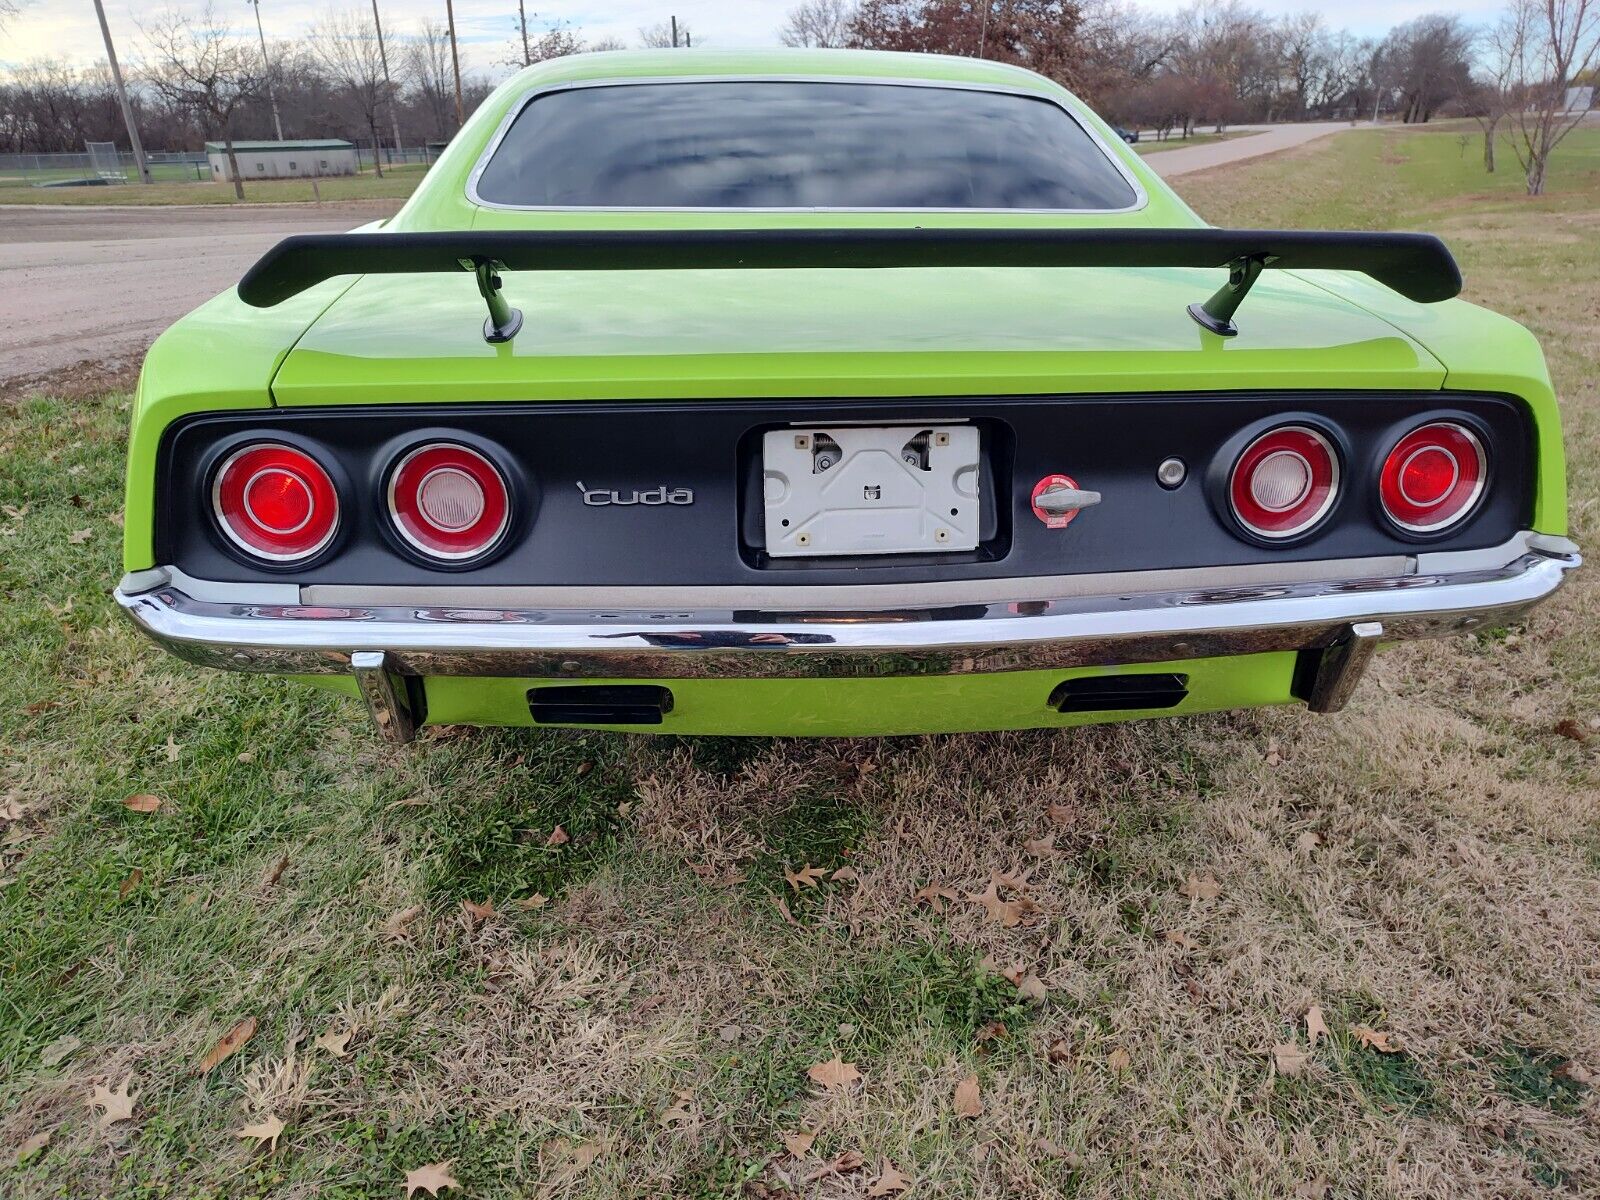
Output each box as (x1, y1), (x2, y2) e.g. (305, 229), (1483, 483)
(497, 47), (1065, 97)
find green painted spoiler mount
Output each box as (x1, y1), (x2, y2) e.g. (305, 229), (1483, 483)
(236, 228), (1463, 343)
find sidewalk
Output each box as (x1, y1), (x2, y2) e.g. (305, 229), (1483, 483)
(1140, 122), (1356, 177)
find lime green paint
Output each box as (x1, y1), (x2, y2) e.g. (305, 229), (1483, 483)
(121, 278), (355, 570)
(123, 46), (1571, 593)
(417, 653), (1300, 736)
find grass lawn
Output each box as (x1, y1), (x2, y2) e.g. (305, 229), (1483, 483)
(1, 125), (1597, 1199)
(1130, 130), (1237, 154)
(0, 164), (429, 206)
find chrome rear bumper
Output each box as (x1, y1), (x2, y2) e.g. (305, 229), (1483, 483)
(116, 540), (1579, 742)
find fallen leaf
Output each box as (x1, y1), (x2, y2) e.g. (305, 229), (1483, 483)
(314, 1025), (357, 1058)
(164, 735), (181, 763)
(718, 1024), (741, 1043)
(1352, 1026), (1402, 1054)
(545, 824), (570, 846)
(460, 898), (495, 925)
(118, 869), (142, 899)
(260, 857), (289, 888)
(774, 894), (800, 927)
(68, 527), (92, 544)
(1554, 718), (1590, 743)
(803, 1149), (864, 1182)
(575, 760), (594, 777)
(1264, 738), (1284, 766)
(1273, 1042), (1311, 1076)
(781, 1129), (817, 1159)
(1162, 929), (1196, 949)
(514, 893), (549, 911)
(1305, 1004), (1329, 1049)
(121, 793), (162, 814)
(953, 1073), (982, 1118)
(87, 1074), (137, 1126)
(382, 905), (423, 939)
(1107, 1047), (1132, 1072)
(234, 1113), (285, 1154)
(1046, 803), (1077, 827)
(806, 1055), (861, 1091)
(566, 1141), (603, 1171)
(1023, 834), (1058, 858)
(975, 1020), (1008, 1043)
(39, 1033), (81, 1067)
(1294, 1177), (1330, 1199)
(867, 1158), (912, 1196)
(403, 1160), (459, 1198)
(967, 878), (1038, 927)
(200, 1016), (257, 1074)
(1295, 830), (1324, 854)
(830, 865), (860, 882)
(784, 863), (827, 891)
(659, 1094), (694, 1126)
(1033, 1136), (1075, 1161)
(1017, 974), (1049, 1003)
(912, 883), (959, 911)
(1047, 1038), (1071, 1065)
(236, 750), (256, 764)
(16, 1130), (51, 1164)
(1178, 873), (1223, 901)
(1554, 1060), (1592, 1084)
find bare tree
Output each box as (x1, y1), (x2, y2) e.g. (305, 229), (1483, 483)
(309, 8), (392, 177)
(780, 0), (857, 47)
(1500, 0), (1600, 194)
(639, 20), (695, 48)
(1, 0), (29, 34)
(406, 19), (455, 141)
(140, 4), (264, 198)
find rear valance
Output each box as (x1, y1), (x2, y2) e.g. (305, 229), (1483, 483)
(237, 227), (1462, 342)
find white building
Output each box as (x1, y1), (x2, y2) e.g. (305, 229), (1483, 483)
(205, 140), (357, 182)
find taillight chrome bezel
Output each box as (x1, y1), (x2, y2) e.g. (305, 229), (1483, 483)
(1226, 423), (1342, 542)
(385, 441), (512, 562)
(211, 442), (341, 564)
(1378, 420), (1488, 535)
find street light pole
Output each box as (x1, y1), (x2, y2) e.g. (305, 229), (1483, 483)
(91, 0), (152, 183)
(246, 0), (285, 142)
(445, 0), (464, 130)
(370, 0), (404, 162)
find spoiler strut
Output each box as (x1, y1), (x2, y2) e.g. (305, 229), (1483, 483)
(236, 228), (1462, 343)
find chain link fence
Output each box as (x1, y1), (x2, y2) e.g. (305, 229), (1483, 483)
(0, 146), (438, 190)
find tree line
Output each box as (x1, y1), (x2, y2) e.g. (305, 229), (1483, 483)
(1, 0), (1594, 198)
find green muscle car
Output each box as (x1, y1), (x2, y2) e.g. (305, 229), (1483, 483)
(116, 49), (1580, 739)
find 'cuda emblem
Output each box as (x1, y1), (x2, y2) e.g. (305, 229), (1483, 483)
(576, 481), (694, 507)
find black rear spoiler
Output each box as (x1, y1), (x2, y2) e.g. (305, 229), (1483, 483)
(237, 227), (1462, 343)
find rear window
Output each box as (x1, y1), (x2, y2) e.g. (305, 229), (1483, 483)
(472, 81), (1139, 211)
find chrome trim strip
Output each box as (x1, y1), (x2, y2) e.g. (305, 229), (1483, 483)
(465, 75), (1149, 216)
(299, 554), (1415, 611)
(115, 548), (1578, 683)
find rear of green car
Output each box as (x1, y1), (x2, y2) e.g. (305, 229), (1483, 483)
(115, 49), (1579, 738)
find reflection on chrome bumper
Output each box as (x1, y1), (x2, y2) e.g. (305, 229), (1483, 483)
(115, 544), (1579, 741)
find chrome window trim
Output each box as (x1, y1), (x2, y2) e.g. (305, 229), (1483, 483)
(464, 75), (1150, 216)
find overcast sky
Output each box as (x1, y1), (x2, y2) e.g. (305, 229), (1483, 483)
(3, 0), (1509, 76)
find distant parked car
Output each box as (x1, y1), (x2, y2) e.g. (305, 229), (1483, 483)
(1113, 125), (1140, 143)
(116, 49), (1579, 740)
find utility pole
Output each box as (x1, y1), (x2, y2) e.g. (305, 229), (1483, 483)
(517, 0), (531, 67)
(91, 0), (151, 183)
(370, 0), (404, 162)
(246, 0), (285, 142)
(671, 15), (678, 47)
(445, 0), (464, 129)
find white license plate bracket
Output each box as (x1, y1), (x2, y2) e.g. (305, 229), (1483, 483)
(761, 424), (981, 557)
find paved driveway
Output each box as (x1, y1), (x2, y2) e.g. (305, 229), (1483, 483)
(0, 202), (399, 386)
(1141, 122), (1355, 177)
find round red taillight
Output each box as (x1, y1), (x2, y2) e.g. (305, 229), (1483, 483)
(213, 443), (340, 562)
(1228, 425), (1340, 540)
(1379, 421), (1486, 533)
(387, 443), (510, 560)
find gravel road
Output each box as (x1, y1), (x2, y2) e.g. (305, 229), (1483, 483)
(0, 202), (400, 387)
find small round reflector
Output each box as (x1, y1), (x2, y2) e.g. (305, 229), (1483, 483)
(1379, 421), (1486, 533)
(213, 443), (339, 562)
(387, 443), (510, 560)
(1228, 425), (1340, 540)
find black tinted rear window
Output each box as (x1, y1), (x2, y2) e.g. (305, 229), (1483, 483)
(473, 81), (1138, 210)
